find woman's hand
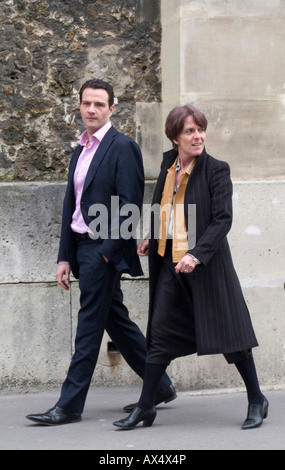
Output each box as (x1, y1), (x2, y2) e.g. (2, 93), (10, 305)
(137, 239), (149, 256)
(175, 254), (197, 274)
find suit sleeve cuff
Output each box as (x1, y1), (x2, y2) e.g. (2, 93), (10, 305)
(186, 253), (201, 265)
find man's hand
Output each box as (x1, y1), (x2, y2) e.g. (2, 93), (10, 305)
(137, 239), (149, 256)
(56, 263), (71, 290)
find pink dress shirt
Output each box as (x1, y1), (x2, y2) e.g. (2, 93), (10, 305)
(71, 120), (112, 234)
(58, 121), (112, 265)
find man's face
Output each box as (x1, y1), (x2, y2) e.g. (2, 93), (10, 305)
(80, 88), (114, 137)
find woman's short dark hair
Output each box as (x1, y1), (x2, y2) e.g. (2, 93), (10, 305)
(79, 79), (114, 107)
(165, 104), (208, 148)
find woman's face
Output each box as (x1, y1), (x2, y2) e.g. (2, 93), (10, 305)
(173, 115), (206, 161)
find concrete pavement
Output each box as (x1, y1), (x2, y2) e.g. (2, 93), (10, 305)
(0, 385), (284, 451)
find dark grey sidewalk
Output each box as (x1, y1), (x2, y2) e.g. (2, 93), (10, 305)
(0, 386), (284, 451)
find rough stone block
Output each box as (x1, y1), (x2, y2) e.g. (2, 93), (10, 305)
(0, 182), (66, 283)
(0, 283), (71, 390)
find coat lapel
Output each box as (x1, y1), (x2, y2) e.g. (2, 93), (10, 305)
(184, 147), (206, 188)
(152, 149), (178, 204)
(82, 126), (117, 194)
(153, 148), (207, 204)
(68, 145), (83, 184)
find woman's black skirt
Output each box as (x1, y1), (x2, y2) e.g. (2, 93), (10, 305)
(146, 241), (197, 365)
(146, 241), (252, 366)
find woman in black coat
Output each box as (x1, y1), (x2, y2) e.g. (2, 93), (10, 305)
(114, 105), (268, 431)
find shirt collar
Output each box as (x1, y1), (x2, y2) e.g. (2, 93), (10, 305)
(176, 157), (196, 174)
(78, 121), (112, 147)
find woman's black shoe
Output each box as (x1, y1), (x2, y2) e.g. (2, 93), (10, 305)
(123, 385), (176, 412)
(241, 397), (269, 430)
(113, 406), (157, 430)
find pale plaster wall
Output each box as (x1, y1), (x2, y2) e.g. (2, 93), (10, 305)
(159, 0), (285, 391)
(161, 0), (285, 180)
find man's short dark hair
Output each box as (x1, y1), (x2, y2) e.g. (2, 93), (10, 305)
(79, 79), (114, 107)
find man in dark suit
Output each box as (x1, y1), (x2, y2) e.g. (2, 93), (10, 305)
(26, 79), (175, 426)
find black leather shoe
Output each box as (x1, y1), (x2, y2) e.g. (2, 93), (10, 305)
(113, 406), (157, 430)
(241, 397), (269, 430)
(123, 385), (177, 412)
(26, 406), (81, 426)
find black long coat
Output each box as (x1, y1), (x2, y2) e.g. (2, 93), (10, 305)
(147, 148), (258, 356)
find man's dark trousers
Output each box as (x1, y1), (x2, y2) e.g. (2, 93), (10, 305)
(56, 239), (171, 414)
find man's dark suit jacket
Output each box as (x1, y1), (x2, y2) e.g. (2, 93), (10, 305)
(57, 125), (144, 279)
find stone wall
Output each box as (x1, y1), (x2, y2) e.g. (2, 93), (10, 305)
(0, 0), (163, 391)
(1, 181), (284, 391)
(1, 0), (284, 393)
(0, 0), (161, 181)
